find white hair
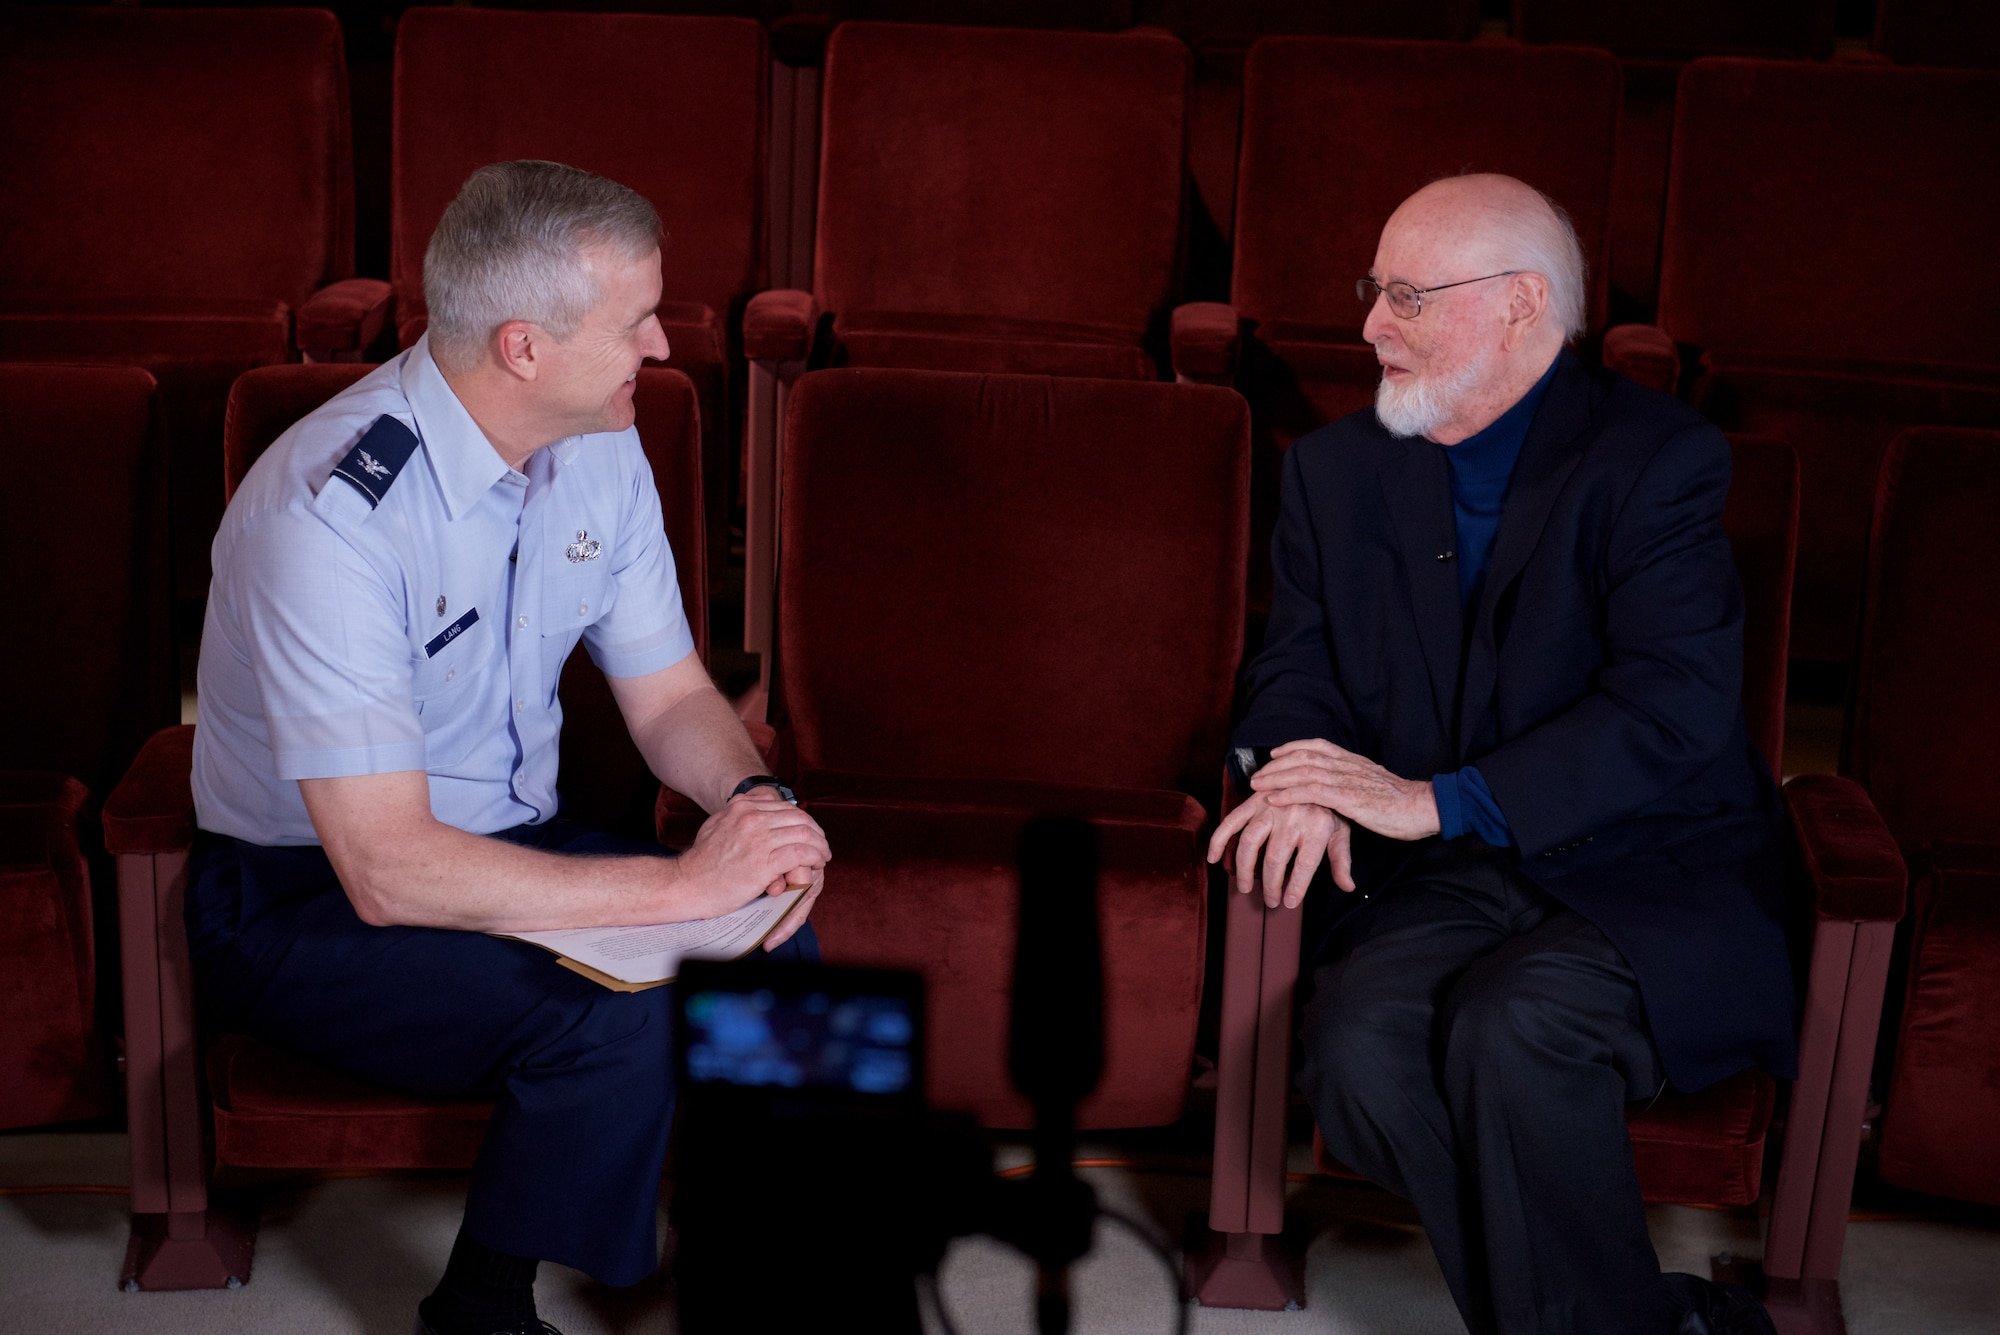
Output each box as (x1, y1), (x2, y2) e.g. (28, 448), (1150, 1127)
(423, 160), (662, 372)
(1494, 185), (1588, 343)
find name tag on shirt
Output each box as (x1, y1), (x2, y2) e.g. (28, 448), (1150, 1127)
(424, 606), (479, 658)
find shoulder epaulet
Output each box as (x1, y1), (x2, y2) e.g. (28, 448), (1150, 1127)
(330, 415), (419, 509)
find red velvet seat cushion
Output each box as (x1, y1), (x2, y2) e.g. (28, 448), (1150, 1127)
(1846, 427), (2000, 854)
(1163, 0), (1481, 46)
(0, 772), (110, 1130)
(1312, 1068), (1775, 1206)
(813, 24), (1188, 370)
(1879, 845), (2000, 1206)
(207, 1034), (491, 1172)
(778, 369), (1250, 794)
(800, 772), (1209, 1128)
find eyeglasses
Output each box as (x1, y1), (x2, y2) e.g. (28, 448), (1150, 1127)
(1356, 271), (1521, 320)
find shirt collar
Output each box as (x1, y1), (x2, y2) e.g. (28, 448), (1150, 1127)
(401, 336), (586, 521)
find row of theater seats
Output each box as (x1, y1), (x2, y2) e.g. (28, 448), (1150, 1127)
(6, 360), (1995, 1304)
(5, 9), (1998, 669)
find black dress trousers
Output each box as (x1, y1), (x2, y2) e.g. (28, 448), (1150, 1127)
(1298, 836), (1675, 1335)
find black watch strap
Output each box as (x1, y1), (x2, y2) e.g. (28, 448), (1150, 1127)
(730, 774), (797, 804)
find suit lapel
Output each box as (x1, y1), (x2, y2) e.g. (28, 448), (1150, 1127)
(1460, 351), (1594, 757)
(1377, 439), (1464, 746)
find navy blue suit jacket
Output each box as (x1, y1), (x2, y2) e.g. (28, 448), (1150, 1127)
(1236, 350), (1797, 1092)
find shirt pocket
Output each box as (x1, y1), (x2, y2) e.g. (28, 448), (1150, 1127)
(410, 610), (493, 768)
(541, 564), (616, 691)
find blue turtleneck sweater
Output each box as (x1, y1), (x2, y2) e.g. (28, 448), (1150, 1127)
(1430, 355), (1559, 848)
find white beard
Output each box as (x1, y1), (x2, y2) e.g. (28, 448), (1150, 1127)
(1373, 356), (1484, 440)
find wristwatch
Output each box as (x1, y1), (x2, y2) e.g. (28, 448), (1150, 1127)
(730, 774), (798, 805)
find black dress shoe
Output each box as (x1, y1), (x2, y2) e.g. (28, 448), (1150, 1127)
(1662, 1271), (1778, 1335)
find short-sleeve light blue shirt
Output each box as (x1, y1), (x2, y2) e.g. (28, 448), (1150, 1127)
(193, 337), (696, 846)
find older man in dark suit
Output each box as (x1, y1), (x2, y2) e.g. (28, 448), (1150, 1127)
(1209, 174), (1791, 1335)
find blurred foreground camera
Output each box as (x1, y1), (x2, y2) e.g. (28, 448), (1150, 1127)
(675, 817), (1169, 1335)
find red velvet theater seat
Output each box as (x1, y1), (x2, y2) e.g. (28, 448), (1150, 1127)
(1186, 37), (1619, 433)
(769, 368), (1249, 1127)
(1847, 429), (2000, 1207)
(1160, 0), (1482, 279)
(0, 365), (175, 1130)
(104, 361), (726, 1289)
(1603, 59), (2000, 664)
(739, 22), (1190, 662)
(0, 8), (388, 599)
(1874, 0), (2000, 70)
(1191, 433), (1909, 1326)
(1512, 1), (1836, 320)
(392, 7), (766, 594)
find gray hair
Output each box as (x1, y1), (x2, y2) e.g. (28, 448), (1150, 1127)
(422, 160), (662, 371)
(1495, 187), (1589, 343)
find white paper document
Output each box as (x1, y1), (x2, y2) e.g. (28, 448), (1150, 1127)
(498, 887), (806, 990)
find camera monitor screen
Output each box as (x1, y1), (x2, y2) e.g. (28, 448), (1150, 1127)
(678, 961), (924, 1101)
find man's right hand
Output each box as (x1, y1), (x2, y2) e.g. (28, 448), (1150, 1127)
(673, 794), (832, 920)
(1206, 790), (1354, 909)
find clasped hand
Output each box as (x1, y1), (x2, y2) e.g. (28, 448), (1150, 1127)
(680, 793), (830, 950)
(1205, 739), (1440, 909)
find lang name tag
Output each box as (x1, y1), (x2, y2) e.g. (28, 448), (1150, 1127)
(424, 606), (479, 658)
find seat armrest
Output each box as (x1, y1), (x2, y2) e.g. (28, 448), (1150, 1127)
(1785, 774), (1907, 923)
(295, 278), (394, 360)
(1601, 323), (1680, 395)
(743, 289), (817, 363)
(1171, 302), (1241, 385)
(104, 726), (197, 856)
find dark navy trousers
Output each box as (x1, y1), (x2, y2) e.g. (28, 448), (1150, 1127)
(186, 819), (819, 1287)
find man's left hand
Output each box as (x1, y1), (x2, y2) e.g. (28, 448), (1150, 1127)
(1252, 739), (1442, 841)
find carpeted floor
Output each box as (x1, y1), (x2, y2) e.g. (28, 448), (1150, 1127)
(2, 1132), (1995, 1335)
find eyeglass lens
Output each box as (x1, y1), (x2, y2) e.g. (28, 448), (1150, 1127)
(1356, 279), (1420, 318)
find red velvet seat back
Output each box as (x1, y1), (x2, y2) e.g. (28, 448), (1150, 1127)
(1845, 428), (2000, 854)
(1233, 37), (1621, 341)
(0, 365), (175, 799)
(777, 369), (1249, 794)
(813, 24), (1189, 349)
(391, 8), (765, 342)
(223, 363), (707, 840)
(1660, 61), (2000, 369)
(1512, 0), (1836, 59)
(1722, 435), (1798, 778)
(1164, 0), (1480, 45)
(1875, 0), (2000, 69)
(0, 7), (353, 311)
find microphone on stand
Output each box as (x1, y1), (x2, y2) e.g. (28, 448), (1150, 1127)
(1004, 816), (1104, 1335)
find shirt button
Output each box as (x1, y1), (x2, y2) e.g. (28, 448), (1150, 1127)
(444, 669), (454, 682)
(517, 615), (529, 628)
(516, 699), (525, 713)
(578, 603), (587, 616)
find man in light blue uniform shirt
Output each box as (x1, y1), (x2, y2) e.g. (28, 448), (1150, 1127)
(188, 161), (830, 1335)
